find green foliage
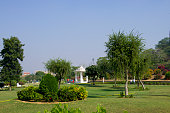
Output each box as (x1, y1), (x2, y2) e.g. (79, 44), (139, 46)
(17, 86), (43, 101)
(105, 31), (144, 96)
(0, 82), (4, 88)
(93, 104), (106, 113)
(35, 71), (45, 77)
(85, 65), (98, 85)
(0, 37), (24, 88)
(39, 74), (58, 101)
(165, 71), (170, 80)
(58, 85), (88, 102)
(43, 103), (106, 113)
(24, 73), (43, 82)
(96, 57), (109, 79)
(119, 91), (124, 98)
(11, 80), (17, 86)
(143, 81), (170, 85)
(45, 58), (71, 89)
(19, 80), (26, 85)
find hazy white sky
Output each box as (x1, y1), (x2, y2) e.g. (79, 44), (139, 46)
(0, 0), (170, 73)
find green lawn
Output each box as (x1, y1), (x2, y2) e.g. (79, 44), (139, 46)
(0, 84), (170, 113)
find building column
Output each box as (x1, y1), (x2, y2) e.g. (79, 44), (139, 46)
(80, 72), (83, 83)
(75, 72), (78, 83)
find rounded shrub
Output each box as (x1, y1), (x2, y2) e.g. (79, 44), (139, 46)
(58, 85), (88, 102)
(39, 74), (58, 101)
(17, 86), (43, 101)
(165, 71), (170, 80)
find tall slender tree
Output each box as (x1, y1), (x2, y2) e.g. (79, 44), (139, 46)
(105, 31), (144, 96)
(0, 37), (24, 91)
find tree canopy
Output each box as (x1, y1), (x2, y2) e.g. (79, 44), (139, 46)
(105, 31), (144, 96)
(45, 58), (71, 89)
(0, 37), (24, 90)
(85, 65), (98, 85)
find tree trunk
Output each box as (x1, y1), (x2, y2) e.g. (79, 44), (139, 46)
(9, 81), (12, 91)
(114, 75), (117, 87)
(58, 79), (61, 89)
(93, 78), (95, 85)
(139, 79), (145, 90)
(125, 69), (128, 96)
(137, 77), (140, 89)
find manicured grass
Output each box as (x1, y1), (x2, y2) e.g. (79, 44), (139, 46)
(0, 84), (170, 113)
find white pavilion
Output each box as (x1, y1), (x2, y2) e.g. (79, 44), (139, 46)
(75, 66), (88, 83)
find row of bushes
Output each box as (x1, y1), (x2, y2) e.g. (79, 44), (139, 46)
(0, 80), (27, 88)
(17, 85), (88, 102)
(17, 74), (88, 102)
(143, 81), (170, 85)
(95, 81), (170, 85)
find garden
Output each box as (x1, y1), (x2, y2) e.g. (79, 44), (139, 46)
(1, 83), (170, 113)
(0, 32), (170, 113)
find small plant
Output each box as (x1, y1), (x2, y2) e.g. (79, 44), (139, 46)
(41, 103), (106, 113)
(93, 104), (106, 113)
(129, 94), (134, 98)
(165, 71), (170, 80)
(119, 91), (124, 98)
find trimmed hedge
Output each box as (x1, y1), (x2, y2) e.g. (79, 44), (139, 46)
(17, 86), (43, 101)
(38, 74), (58, 101)
(95, 81), (170, 85)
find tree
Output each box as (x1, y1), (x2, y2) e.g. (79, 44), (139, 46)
(96, 57), (109, 79)
(45, 58), (71, 89)
(85, 65), (98, 85)
(135, 51), (151, 89)
(67, 66), (79, 79)
(35, 71), (45, 77)
(156, 37), (170, 60)
(0, 37), (24, 91)
(105, 31), (144, 96)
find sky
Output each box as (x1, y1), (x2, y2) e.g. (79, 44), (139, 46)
(0, 0), (170, 73)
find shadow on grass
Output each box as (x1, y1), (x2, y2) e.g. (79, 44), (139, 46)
(101, 89), (123, 92)
(76, 84), (104, 87)
(150, 94), (170, 97)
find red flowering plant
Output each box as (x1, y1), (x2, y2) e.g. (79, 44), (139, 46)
(158, 64), (165, 71)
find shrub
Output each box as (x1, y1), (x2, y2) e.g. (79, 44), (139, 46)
(77, 86), (88, 100)
(162, 69), (168, 75)
(19, 80), (26, 85)
(11, 80), (17, 86)
(165, 71), (170, 80)
(119, 91), (124, 98)
(39, 74), (58, 101)
(4, 81), (10, 86)
(58, 85), (88, 102)
(0, 82), (4, 88)
(158, 64), (165, 71)
(144, 69), (153, 80)
(17, 86), (43, 101)
(154, 69), (161, 75)
(154, 69), (162, 79)
(42, 103), (106, 113)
